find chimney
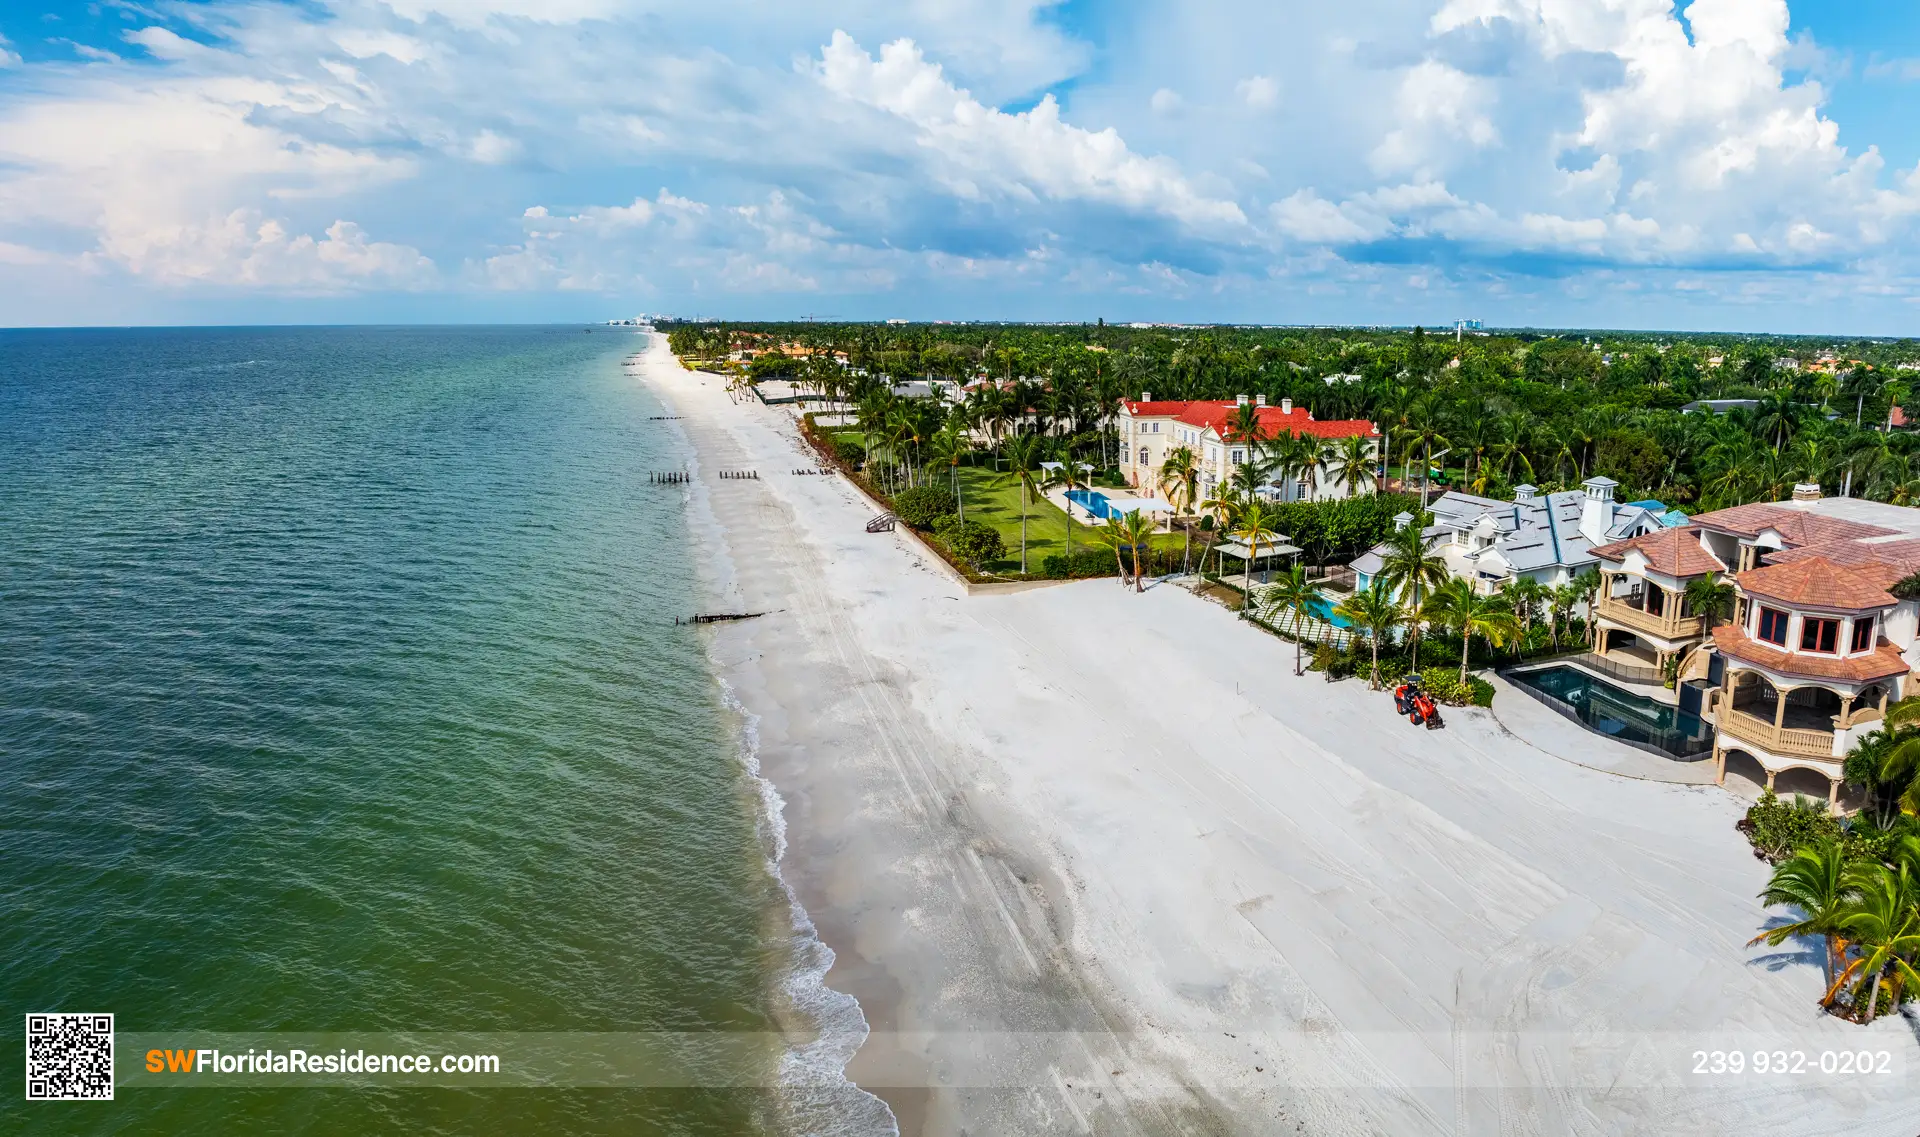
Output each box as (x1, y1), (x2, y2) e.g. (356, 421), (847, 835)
(1237, 393), (1251, 407)
(1280, 397), (1293, 414)
(1513, 484), (1538, 503)
(1141, 391), (1151, 403)
(1792, 482), (1822, 502)
(1256, 393), (1266, 407)
(1580, 476), (1618, 545)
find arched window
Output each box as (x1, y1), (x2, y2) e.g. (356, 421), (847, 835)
(1139, 447), (1149, 465)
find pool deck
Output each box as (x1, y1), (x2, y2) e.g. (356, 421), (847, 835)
(1049, 484), (1170, 525)
(1485, 671), (1722, 785)
(1507, 653), (1682, 706)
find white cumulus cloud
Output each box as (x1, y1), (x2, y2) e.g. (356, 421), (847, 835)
(1235, 75), (1279, 110)
(816, 31), (1246, 231)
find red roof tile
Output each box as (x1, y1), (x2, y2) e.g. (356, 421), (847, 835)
(1170, 401), (1378, 441)
(1122, 400), (1196, 417)
(1765, 536), (1920, 574)
(1737, 555), (1899, 610)
(1687, 503), (1898, 546)
(1590, 528), (1726, 577)
(1712, 625), (1910, 682)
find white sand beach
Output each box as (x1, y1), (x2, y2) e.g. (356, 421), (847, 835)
(631, 334), (1920, 1137)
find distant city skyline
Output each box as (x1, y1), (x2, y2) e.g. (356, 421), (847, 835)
(4, 1), (1920, 332)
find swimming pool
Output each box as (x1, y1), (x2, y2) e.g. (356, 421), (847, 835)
(1065, 488), (1114, 519)
(1304, 593), (1353, 628)
(1509, 666), (1713, 758)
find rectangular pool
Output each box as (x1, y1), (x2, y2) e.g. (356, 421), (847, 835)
(1509, 665), (1713, 759)
(1066, 489), (1113, 519)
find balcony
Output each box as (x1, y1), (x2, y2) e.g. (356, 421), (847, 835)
(1716, 705), (1839, 760)
(1594, 594), (1705, 642)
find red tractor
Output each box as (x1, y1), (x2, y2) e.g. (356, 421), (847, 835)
(1393, 673), (1443, 729)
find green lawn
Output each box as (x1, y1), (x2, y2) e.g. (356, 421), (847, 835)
(952, 466), (1185, 573)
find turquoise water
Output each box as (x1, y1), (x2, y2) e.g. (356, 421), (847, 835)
(1306, 594), (1353, 628)
(1510, 666), (1713, 758)
(0, 328), (798, 1134)
(1065, 488), (1112, 518)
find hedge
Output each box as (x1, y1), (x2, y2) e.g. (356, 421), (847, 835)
(893, 486), (956, 529)
(932, 516), (1005, 568)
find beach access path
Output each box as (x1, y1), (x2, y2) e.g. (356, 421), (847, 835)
(632, 336), (1920, 1137)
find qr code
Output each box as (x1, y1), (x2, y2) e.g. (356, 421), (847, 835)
(26, 1013), (114, 1101)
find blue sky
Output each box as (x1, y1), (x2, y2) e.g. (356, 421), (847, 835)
(4, 1), (1920, 331)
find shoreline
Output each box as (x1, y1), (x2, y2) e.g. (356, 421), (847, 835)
(643, 351), (899, 1135)
(627, 334), (1919, 1137)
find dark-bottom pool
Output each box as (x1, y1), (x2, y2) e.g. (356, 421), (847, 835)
(1510, 665), (1713, 759)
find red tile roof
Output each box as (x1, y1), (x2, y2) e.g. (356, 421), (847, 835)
(1162, 400), (1377, 441)
(1766, 536), (1920, 573)
(1687, 503), (1898, 546)
(1893, 405), (1909, 429)
(1737, 556), (1900, 611)
(1712, 625), (1910, 682)
(1590, 528), (1726, 577)
(1121, 400), (1196, 417)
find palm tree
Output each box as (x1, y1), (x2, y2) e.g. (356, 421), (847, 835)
(1831, 861), (1920, 1023)
(1265, 564), (1324, 675)
(1426, 577), (1521, 687)
(1403, 395), (1448, 503)
(1158, 446), (1201, 573)
(1755, 393), (1798, 452)
(1501, 576), (1547, 641)
(1230, 502), (1280, 611)
(923, 425), (969, 522)
(1570, 568), (1601, 644)
(1546, 582), (1578, 650)
(1047, 442), (1087, 557)
(1374, 516), (1448, 665)
(1002, 433), (1046, 574)
(1093, 515), (1131, 586)
(1334, 579), (1405, 688)
(1330, 434), (1378, 496)
(1846, 429), (1897, 498)
(1684, 570), (1736, 641)
(1492, 412), (1535, 482)
(1748, 837), (1855, 996)
(1196, 485), (1248, 578)
(1114, 508), (1157, 592)
(1229, 399), (1267, 456)
(1158, 446), (1200, 514)
(1853, 711), (1920, 829)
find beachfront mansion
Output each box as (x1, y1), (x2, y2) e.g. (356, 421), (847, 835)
(1586, 486), (1920, 809)
(1353, 476), (1684, 594)
(1117, 395), (1380, 501)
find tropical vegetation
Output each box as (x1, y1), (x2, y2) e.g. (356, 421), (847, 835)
(673, 319), (1920, 511)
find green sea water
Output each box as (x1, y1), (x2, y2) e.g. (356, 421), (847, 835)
(0, 327), (828, 1134)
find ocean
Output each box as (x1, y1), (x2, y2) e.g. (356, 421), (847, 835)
(0, 327), (819, 1134)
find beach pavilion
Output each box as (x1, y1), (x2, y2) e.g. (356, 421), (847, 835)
(1212, 532), (1302, 584)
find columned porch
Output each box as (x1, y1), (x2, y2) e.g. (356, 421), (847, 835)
(1706, 665), (1895, 815)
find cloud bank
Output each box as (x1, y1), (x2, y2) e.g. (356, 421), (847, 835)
(0, 0), (1917, 327)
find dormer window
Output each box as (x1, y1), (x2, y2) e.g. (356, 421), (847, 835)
(1799, 617), (1838, 654)
(1757, 606), (1789, 646)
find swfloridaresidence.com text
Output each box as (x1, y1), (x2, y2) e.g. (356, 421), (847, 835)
(145, 1047), (498, 1077)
